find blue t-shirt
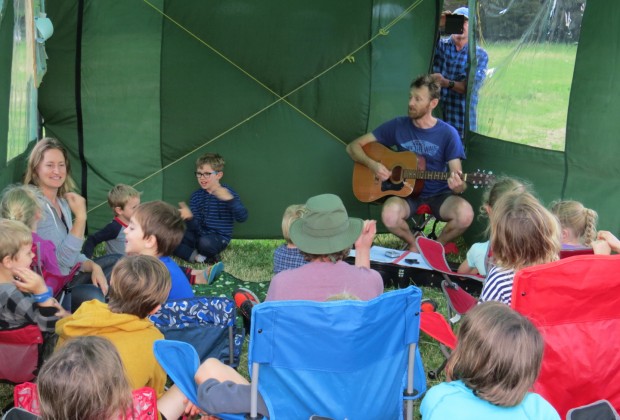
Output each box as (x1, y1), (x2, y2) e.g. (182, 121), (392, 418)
(421, 380), (560, 420)
(159, 256), (194, 301)
(372, 117), (465, 197)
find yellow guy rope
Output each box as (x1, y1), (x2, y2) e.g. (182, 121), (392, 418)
(87, 0), (423, 213)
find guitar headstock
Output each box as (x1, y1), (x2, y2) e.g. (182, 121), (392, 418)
(466, 170), (495, 189)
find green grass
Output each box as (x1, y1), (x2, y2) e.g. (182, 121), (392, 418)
(477, 42), (578, 151)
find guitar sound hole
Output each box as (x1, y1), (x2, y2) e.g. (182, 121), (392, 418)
(390, 166), (403, 183)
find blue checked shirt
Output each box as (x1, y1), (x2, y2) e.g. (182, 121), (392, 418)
(273, 244), (307, 274)
(433, 37), (488, 138)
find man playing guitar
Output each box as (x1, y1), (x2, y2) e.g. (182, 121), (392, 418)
(346, 74), (473, 252)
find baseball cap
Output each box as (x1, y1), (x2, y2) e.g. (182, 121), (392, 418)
(452, 7), (469, 19)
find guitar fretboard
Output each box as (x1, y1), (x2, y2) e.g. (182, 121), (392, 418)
(402, 170), (465, 181)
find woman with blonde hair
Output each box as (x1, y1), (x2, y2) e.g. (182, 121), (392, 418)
(421, 302), (560, 419)
(24, 138), (120, 294)
(479, 191), (561, 305)
(550, 200), (598, 249)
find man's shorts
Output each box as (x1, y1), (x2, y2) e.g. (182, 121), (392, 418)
(405, 192), (454, 221)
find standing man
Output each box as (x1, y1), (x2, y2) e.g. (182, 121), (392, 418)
(432, 7), (488, 140)
(346, 75), (473, 252)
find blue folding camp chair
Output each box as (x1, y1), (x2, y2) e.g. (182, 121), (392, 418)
(155, 286), (426, 420)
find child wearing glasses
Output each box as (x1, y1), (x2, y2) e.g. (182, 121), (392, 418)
(174, 153), (248, 263)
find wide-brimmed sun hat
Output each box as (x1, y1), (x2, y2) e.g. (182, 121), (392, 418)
(289, 193), (363, 255)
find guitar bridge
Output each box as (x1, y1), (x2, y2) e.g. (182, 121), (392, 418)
(381, 180), (405, 192)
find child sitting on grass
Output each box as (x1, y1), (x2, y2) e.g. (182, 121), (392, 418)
(421, 302), (559, 419)
(273, 204), (307, 274)
(550, 200), (598, 250)
(82, 183), (141, 258)
(0, 220), (67, 348)
(479, 191), (561, 305)
(174, 152), (248, 264)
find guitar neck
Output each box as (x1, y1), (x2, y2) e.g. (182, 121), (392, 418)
(402, 169), (466, 182)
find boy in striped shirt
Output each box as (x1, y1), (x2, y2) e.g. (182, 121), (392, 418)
(174, 153), (248, 263)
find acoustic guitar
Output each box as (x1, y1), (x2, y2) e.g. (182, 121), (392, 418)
(352, 142), (495, 203)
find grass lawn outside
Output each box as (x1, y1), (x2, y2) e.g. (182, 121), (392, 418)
(476, 41), (578, 151)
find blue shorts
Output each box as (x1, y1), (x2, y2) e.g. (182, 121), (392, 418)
(405, 192), (454, 221)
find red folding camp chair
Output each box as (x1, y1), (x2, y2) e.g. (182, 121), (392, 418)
(14, 382), (158, 419)
(0, 325), (43, 384)
(419, 310), (457, 379)
(511, 254), (620, 418)
(410, 205), (459, 254)
(559, 247), (594, 259)
(416, 237), (481, 323)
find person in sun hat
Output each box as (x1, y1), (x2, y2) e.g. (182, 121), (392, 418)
(264, 193), (383, 302)
(432, 5), (488, 140)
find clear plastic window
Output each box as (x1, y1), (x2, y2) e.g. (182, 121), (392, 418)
(6, 0), (48, 162)
(474, 0), (587, 151)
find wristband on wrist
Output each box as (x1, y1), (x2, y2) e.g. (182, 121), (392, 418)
(32, 286), (53, 303)
(448, 80), (455, 89)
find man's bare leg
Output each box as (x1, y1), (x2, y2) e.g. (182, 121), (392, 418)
(436, 196), (474, 244)
(382, 197), (419, 251)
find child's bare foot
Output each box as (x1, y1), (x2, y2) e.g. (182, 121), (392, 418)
(193, 261), (224, 285)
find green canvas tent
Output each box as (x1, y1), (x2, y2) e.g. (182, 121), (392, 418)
(1, 0), (619, 241)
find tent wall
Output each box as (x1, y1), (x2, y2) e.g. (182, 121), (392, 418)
(38, 0), (439, 237)
(2, 1), (619, 238)
(463, 134), (565, 243)
(562, 2), (620, 233)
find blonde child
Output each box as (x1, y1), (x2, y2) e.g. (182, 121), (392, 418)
(0, 220), (67, 340)
(479, 191), (561, 305)
(421, 302), (560, 419)
(458, 177), (528, 276)
(1, 184), (78, 295)
(550, 200), (598, 250)
(82, 184), (140, 258)
(273, 204), (308, 274)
